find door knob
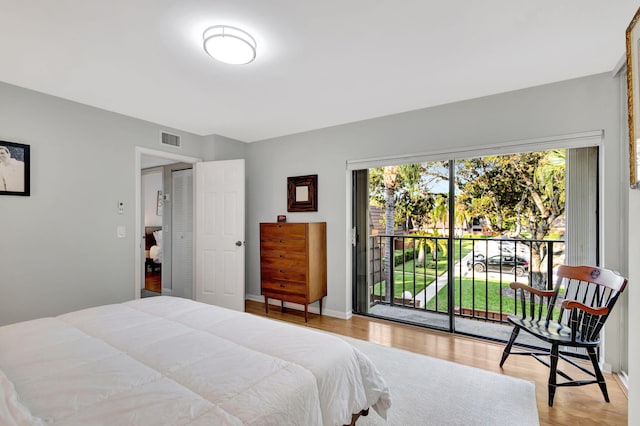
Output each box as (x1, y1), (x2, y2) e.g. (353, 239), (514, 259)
(235, 241), (243, 246)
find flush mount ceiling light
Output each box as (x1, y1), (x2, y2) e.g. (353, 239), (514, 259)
(203, 25), (257, 65)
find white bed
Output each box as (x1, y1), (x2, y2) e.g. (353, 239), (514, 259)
(0, 296), (390, 425)
(145, 227), (163, 269)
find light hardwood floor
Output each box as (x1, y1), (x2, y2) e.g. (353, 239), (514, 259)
(246, 300), (627, 426)
(144, 270), (161, 293)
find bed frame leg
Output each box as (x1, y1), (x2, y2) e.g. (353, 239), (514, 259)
(345, 408), (369, 426)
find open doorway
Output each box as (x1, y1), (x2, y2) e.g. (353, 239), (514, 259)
(135, 147), (201, 299)
(141, 167), (164, 296)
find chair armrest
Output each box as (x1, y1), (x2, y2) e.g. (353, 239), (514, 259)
(561, 300), (609, 316)
(509, 282), (555, 298)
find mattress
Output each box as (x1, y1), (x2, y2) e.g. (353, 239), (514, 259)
(0, 296), (390, 425)
(149, 245), (162, 263)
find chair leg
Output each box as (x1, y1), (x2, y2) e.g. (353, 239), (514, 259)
(500, 326), (520, 367)
(587, 347), (609, 403)
(548, 344), (559, 407)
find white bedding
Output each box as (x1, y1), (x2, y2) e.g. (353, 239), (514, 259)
(0, 296), (390, 425)
(149, 244), (162, 263)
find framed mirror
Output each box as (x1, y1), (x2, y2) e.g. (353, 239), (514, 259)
(287, 174), (317, 212)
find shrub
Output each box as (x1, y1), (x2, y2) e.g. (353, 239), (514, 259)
(394, 248), (417, 266)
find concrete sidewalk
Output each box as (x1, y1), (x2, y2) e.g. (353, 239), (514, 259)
(412, 253), (528, 305)
(413, 253), (472, 305)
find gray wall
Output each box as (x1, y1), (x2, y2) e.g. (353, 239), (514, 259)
(0, 81), (205, 324)
(203, 134), (247, 161)
(0, 73), (634, 411)
(245, 72), (628, 369)
(628, 190), (639, 421)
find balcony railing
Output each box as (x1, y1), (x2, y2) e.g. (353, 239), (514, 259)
(369, 234), (564, 324)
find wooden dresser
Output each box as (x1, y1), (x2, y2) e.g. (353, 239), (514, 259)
(260, 222), (327, 322)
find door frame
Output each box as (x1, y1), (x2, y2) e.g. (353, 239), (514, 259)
(345, 130), (604, 319)
(134, 147), (202, 299)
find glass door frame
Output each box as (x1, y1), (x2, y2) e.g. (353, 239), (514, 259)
(348, 130), (604, 339)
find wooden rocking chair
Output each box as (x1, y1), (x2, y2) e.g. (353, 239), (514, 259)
(499, 265), (628, 406)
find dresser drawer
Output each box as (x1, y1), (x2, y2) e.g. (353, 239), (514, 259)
(261, 280), (307, 297)
(263, 291), (307, 305)
(260, 223), (307, 240)
(260, 239), (307, 252)
(261, 265), (307, 283)
(260, 252), (307, 268)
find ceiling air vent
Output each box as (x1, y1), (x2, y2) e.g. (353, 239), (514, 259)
(161, 132), (181, 148)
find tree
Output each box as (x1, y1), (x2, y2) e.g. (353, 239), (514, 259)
(452, 150), (565, 288)
(369, 151), (566, 294)
(454, 201), (469, 237)
(452, 157), (523, 233)
(521, 150), (565, 287)
(432, 194), (448, 236)
(382, 166), (397, 302)
(426, 194), (449, 260)
(419, 229), (448, 263)
(369, 164), (434, 229)
(369, 164), (437, 300)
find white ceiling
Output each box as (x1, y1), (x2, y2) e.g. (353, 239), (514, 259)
(0, 1), (638, 143)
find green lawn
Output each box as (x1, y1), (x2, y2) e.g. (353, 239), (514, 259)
(372, 239), (476, 299)
(396, 258), (446, 277)
(425, 277), (514, 313)
(425, 277), (551, 316)
(392, 239), (475, 275)
(372, 271), (436, 298)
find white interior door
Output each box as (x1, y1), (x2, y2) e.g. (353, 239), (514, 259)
(172, 168), (193, 299)
(195, 159), (245, 311)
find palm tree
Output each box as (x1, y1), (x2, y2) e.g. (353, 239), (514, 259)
(454, 201), (469, 237)
(382, 166), (397, 301)
(422, 228), (448, 263)
(427, 195), (449, 260)
(433, 194), (448, 237)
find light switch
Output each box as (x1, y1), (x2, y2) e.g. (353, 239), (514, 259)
(117, 225), (126, 238)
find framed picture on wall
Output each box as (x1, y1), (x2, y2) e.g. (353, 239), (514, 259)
(626, 6), (640, 188)
(156, 190), (163, 216)
(0, 141), (30, 196)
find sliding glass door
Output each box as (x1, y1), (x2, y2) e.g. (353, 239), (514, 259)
(352, 146), (598, 343)
(352, 161), (455, 331)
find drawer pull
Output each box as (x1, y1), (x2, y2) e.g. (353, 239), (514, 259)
(279, 284), (285, 288)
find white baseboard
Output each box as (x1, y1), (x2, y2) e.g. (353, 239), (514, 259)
(162, 288), (172, 296)
(617, 371), (629, 394)
(245, 294), (264, 304)
(245, 294), (351, 320)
